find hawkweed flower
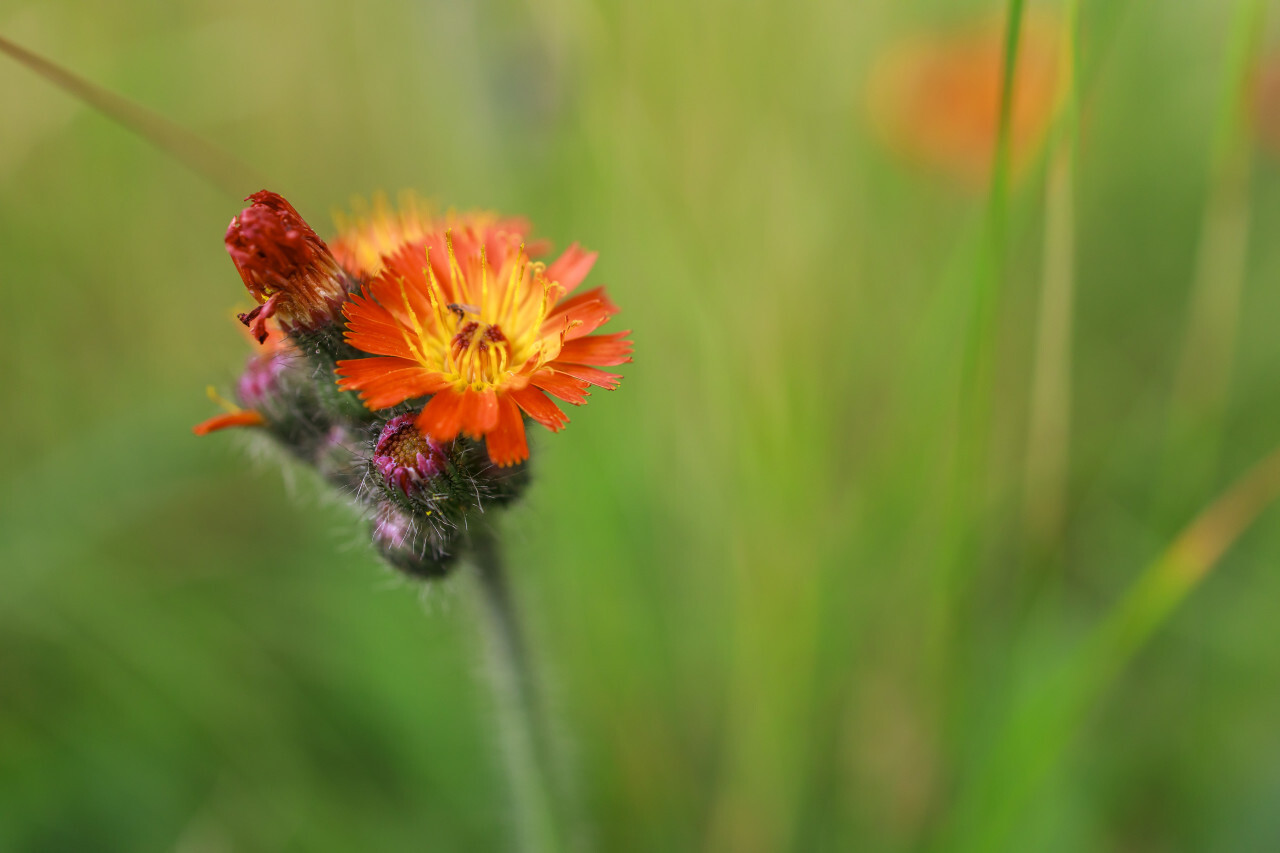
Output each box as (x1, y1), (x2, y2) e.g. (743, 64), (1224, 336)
(0, 30), (611, 848)
(336, 233), (632, 466)
(197, 189), (628, 577)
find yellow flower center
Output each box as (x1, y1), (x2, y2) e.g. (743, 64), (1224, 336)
(394, 234), (563, 392)
(381, 420), (435, 467)
(450, 318), (512, 386)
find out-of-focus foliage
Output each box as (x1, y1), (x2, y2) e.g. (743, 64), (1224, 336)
(3, 0), (1280, 850)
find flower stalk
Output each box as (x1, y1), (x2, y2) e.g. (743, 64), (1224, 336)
(470, 526), (566, 853)
(194, 190), (628, 847)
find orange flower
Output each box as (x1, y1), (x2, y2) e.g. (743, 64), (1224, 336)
(336, 229), (631, 466)
(330, 193), (543, 279)
(867, 13), (1060, 185)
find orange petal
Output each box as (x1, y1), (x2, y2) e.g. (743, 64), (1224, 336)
(458, 389), (500, 438)
(550, 285), (618, 318)
(192, 410), (265, 436)
(545, 286), (619, 341)
(415, 387), (466, 441)
(345, 328), (420, 359)
(368, 262), (444, 334)
(335, 355), (414, 387)
(530, 370), (590, 405)
(510, 386), (569, 432)
(544, 243), (598, 294)
(342, 290), (424, 360)
(556, 331), (633, 367)
(335, 358), (449, 408)
(485, 393), (529, 466)
(551, 363), (623, 390)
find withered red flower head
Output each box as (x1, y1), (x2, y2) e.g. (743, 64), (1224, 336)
(227, 190), (349, 342)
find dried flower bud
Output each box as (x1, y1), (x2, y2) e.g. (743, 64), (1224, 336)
(227, 190), (349, 342)
(374, 414), (448, 496)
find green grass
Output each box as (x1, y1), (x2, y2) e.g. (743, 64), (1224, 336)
(3, 1), (1280, 850)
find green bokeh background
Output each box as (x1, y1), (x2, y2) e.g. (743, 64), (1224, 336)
(4, 1), (1280, 850)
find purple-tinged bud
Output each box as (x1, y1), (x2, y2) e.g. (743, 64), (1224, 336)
(312, 424), (365, 487)
(371, 503), (455, 579)
(372, 503), (415, 551)
(374, 415), (447, 496)
(236, 342), (292, 409)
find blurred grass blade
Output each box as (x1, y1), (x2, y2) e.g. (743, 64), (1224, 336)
(963, 0), (1026, 415)
(1162, 0), (1265, 507)
(1023, 0), (1081, 552)
(935, 0), (1027, 597)
(926, 2), (1031, 785)
(0, 34), (267, 196)
(929, 0), (1029, 710)
(945, 442), (1280, 852)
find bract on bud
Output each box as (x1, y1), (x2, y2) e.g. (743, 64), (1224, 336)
(236, 335), (292, 408)
(227, 191), (349, 342)
(371, 504), (456, 579)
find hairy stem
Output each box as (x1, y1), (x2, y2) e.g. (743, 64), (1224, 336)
(470, 528), (563, 853)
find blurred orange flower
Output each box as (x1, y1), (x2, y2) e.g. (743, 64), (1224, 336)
(867, 14), (1061, 185)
